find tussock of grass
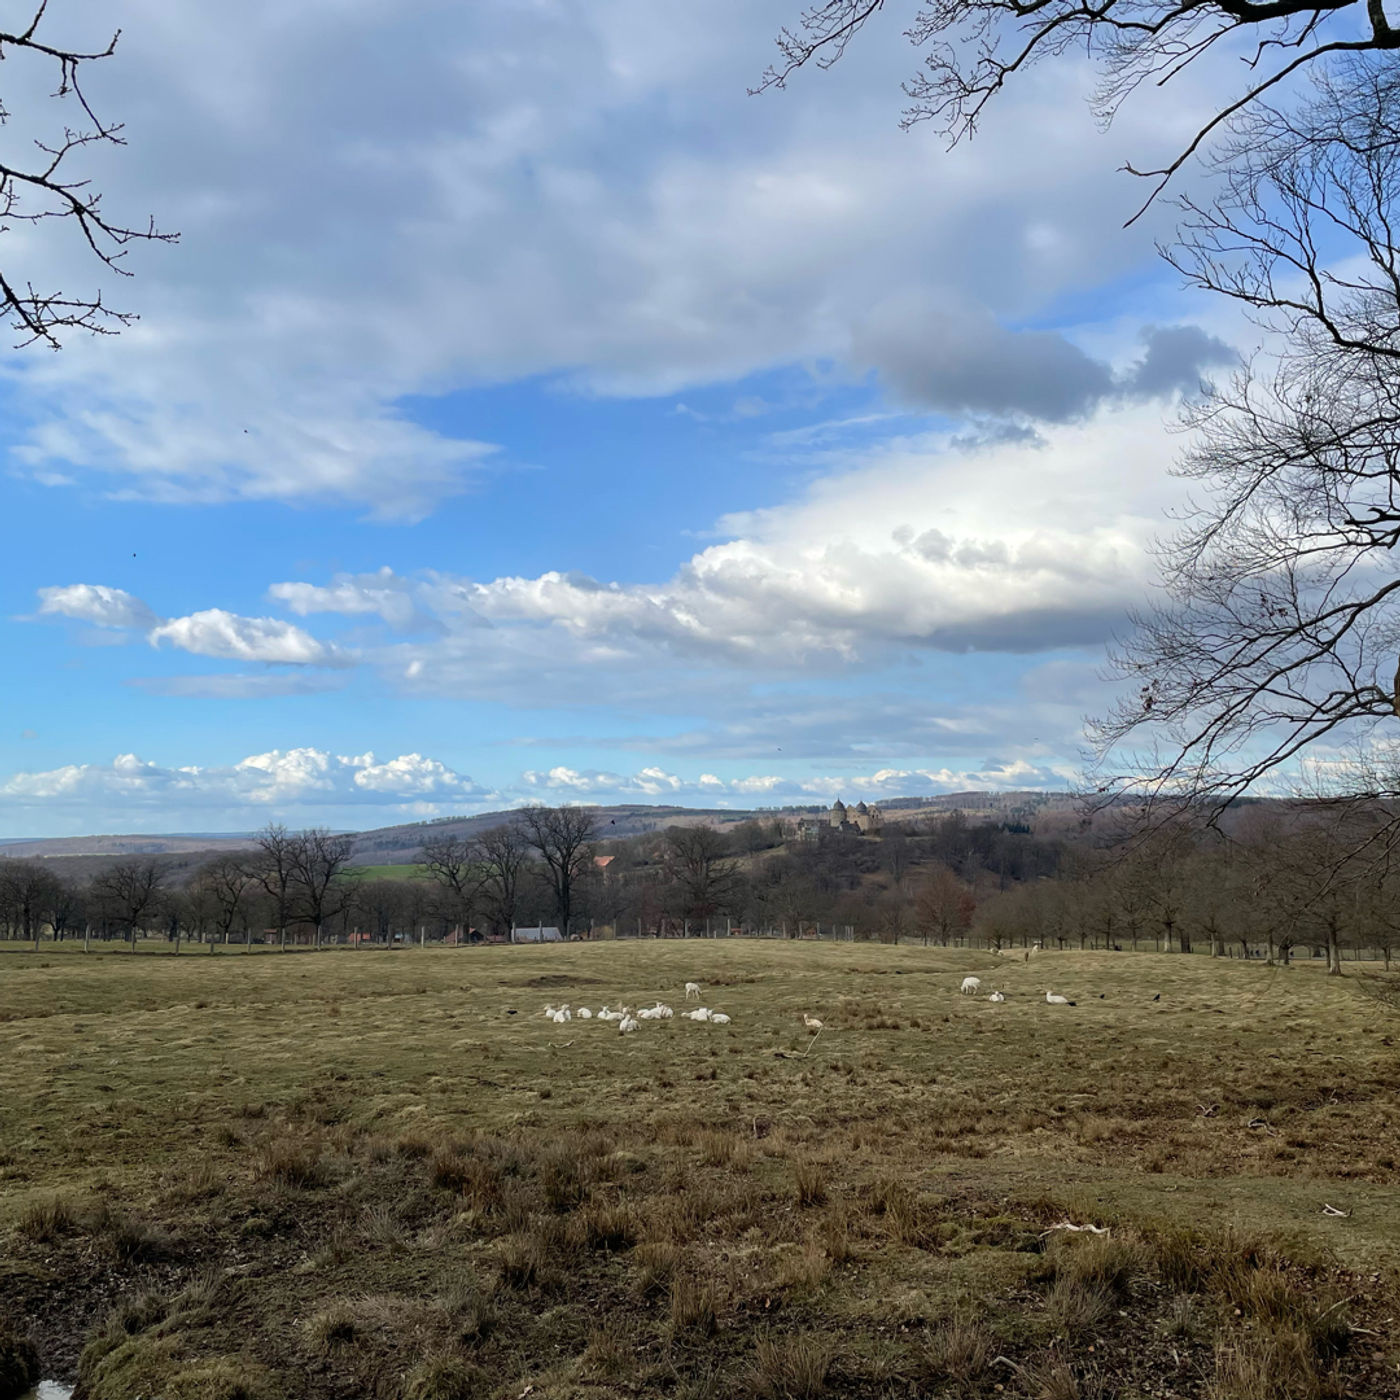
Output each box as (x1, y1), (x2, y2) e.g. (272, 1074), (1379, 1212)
(745, 1333), (832, 1400)
(917, 1313), (995, 1385)
(496, 1221), (568, 1292)
(359, 1202), (409, 1252)
(819, 1205), (856, 1264)
(580, 1319), (635, 1381)
(106, 1213), (176, 1264)
(634, 1239), (679, 1296)
(575, 1198), (637, 1252)
(304, 1304), (358, 1352)
(1024, 1356), (1104, 1400)
(253, 1137), (327, 1189)
(17, 1192), (78, 1242)
(1043, 1275), (1113, 1336)
(403, 1354), (486, 1400)
(772, 1239), (831, 1292)
(1210, 1329), (1335, 1400)
(670, 1272), (719, 1337)
(793, 1161), (827, 1208)
(109, 1291), (170, 1337)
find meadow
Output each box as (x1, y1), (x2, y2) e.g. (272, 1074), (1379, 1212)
(0, 940), (1397, 1400)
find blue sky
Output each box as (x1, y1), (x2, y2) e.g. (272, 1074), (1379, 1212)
(0, 0), (1255, 835)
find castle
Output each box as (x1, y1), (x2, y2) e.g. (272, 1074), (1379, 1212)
(796, 798), (884, 841)
(828, 798), (883, 834)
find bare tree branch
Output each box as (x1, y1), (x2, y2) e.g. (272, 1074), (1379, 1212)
(1089, 60), (1400, 850)
(0, 3), (174, 348)
(760, 0), (1400, 212)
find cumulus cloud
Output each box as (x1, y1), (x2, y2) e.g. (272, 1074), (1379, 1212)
(36, 584), (161, 630)
(269, 569), (427, 629)
(149, 610), (352, 667)
(266, 405), (1176, 685)
(0, 748), (487, 812)
(0, 748), (1069, 829)
(34, 584), (352, 671)
(517, 760), (1074, 803)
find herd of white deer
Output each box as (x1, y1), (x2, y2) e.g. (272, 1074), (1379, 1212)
(540, 971), (1084, 1037)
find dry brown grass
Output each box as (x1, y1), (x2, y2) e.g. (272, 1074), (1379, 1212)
(670, 1272), (719, 1338)
(793, 1160), (827, 1208)
(0, 942), (1395, 1400)
(16, 1192), (79, 1241)
(402, 1354), (485, 1400)
(252, 1136), (327, 1189)
(745, 1333), (832, 1400)
(918, 1313), (995, 1385)
(303, 1304), (358, 1353)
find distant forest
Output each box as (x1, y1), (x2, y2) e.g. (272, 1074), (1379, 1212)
(3, 798), (1398, 968)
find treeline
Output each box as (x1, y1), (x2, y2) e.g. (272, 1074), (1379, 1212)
(4, 800), (1397, 966)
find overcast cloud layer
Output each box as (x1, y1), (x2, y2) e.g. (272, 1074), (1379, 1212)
(0, 0), (1246, 833)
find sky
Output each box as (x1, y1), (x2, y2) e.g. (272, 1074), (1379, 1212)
(0, 0), (1257, 836)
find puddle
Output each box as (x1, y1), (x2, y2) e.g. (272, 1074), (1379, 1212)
(20, 1383), (73, 1400)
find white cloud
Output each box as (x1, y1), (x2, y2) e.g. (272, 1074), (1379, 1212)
(36, 584), (160, 630)
(517, 760), (1075, 803)
(0, 748), (1068, 832)
(148, 609), (351, 667)
(267, 406), (1178, 687)
(0, 747), (487, 812)
(269, 568), (424, 628)
(1, 0), (1227, 514)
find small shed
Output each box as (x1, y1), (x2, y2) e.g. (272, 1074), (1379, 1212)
(511, 925), (563, 944)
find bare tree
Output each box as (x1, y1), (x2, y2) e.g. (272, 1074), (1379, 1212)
(662, 825), (739, 921)
(761, 0), (1400, 217)
(478, 823), (530, 939)
(913, 864), (975, 945)
(0, 859), (63, 947)
(250, 824), (297, 951)
(288, 828), (356, 949)
(419, 831), (488, 934)
(1091, 62), (1400, 840)
(0, 5), (174, 347)
(517, 806), (598, 938)
(192, 855), (257, 952)
(91, 858), (165, 948)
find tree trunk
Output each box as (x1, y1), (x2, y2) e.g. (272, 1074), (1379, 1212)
(1327, 923), (1343, 975)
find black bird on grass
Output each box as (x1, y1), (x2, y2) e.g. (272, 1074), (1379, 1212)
(1152, 992), (1161, 1002)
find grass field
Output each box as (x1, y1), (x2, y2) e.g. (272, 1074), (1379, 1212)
(346, 864), (427, 881)
(0, 941), (1397, 1399)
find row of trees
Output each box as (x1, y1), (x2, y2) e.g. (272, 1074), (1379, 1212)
(7, 801), (1400, 966)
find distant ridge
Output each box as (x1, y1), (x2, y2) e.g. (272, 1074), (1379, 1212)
(0, 791), (1082, 864)
(0, 833), (260, 859)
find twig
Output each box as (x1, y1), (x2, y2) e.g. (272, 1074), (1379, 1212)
(1314, 1295), (1355, 1322)
(801, 1025), (824, 1057)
